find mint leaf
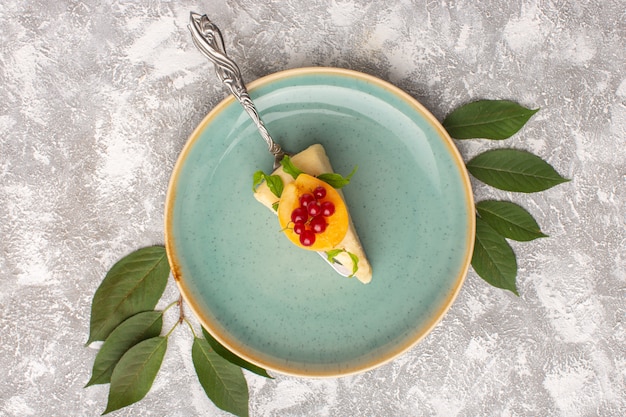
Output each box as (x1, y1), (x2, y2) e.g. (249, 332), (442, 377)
(325, 249), (344, 262)
(477, 200), (548, 242)
(103, 336), (167, 414)
(472, 217), (518, 295)
(347, 251), (359, 276)
(467, 149), (569, 193)
(87, 246), (169, 344)
(265, 175), (283, 198)
(325, 249), (359, 277)
(86, 311), (163, 387)
(252, 171), (265, 192)
(280, 156), (303, 179)
(202, 328), (272, 379)
(443, 100), (539, 139)
(317, 165), (358, 189)
(192, 337), (249, 417)
(317, 173), (347, 188)
(252, 171), (284, 198)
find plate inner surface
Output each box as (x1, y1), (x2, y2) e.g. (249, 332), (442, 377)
(166, 68), (474, 377)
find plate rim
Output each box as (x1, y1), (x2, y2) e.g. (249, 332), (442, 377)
(164, 66), (475, 377)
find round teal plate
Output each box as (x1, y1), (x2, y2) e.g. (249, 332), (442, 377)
(165, 67), (474, 377)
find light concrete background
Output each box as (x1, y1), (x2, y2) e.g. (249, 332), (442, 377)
(1, 0), (624, 416)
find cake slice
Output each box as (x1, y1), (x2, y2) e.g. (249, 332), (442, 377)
(253, 144), (372, 284)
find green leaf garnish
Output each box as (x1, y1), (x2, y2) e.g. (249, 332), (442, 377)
(252, 171), (265, 192)
(472, 216), (518, 295)
(87, 246), (169, 345)
(280, 155), (303, 179)
(325, 249), (344, 262)
(103, 336), (167, 414)
(252, 171), (284, 198)
(466, 149), (569, 193)
(265, 175), (283, 197)
(192, 337), (250, 417)
(317, 165), (358, 189)
(325, 249), (359, 277)
(347, 251), (359, 276)
(443, 100), (539, 139)
(271, 201), (279, 212)
(202, 328), (272, 379)
(86, 311), (163, 387)
(476, 200), (548, 242)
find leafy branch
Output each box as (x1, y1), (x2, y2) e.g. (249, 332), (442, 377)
(85, 246), (269, 416)
(443, 99), (569, 295)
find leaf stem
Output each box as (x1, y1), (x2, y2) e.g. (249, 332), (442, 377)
(183, 318), (198, 339)
(176, 295), (199, 338)
(163, 300), (178, 314)
(177, 294), (185, 325)
(162, 295), (188, 338)
(165, 322), (178, 338)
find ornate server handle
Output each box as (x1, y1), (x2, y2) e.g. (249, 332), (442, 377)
(188, 12), (285, 162)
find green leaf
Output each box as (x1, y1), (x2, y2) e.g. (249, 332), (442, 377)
(280, 156), (303, 179)
(87, 246), (170, 345)
(192, 337), (249, 417)
(477, 200), (548, 242)
(265, 174), (284, 198)
(443, 100), (539, 139)
(347, 251), (359, 276)
(466, 149), (569, 193)
(472, 217), (518, 295)
(325, 249), (358, 277)
(201, 328), (272, 379)
(252, 171), (265, 192)
(251, 171), (284, 198)
(103, 336), (167, 414)
(325, 249), (344, 262)
(317, 165), (358, 189)
(86, 311), (163, 387)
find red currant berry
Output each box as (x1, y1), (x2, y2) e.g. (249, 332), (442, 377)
(307, 201), (322, 217)
(321, 201), (335, 217)
(299, 229), (316, 246)
(299, 193), (315, 208)
(291, 207), (307, 223)
(313, 186), (327, 200)
(293, 222), (305, 235)
(310, 216), (327, 233)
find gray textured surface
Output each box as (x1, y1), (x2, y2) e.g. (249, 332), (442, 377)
(1, 0), (624, 416)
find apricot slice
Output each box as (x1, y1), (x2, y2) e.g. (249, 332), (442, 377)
(278, 174), (349, 251)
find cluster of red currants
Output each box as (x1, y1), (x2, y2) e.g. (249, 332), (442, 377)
(289, 185), (336, 246)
